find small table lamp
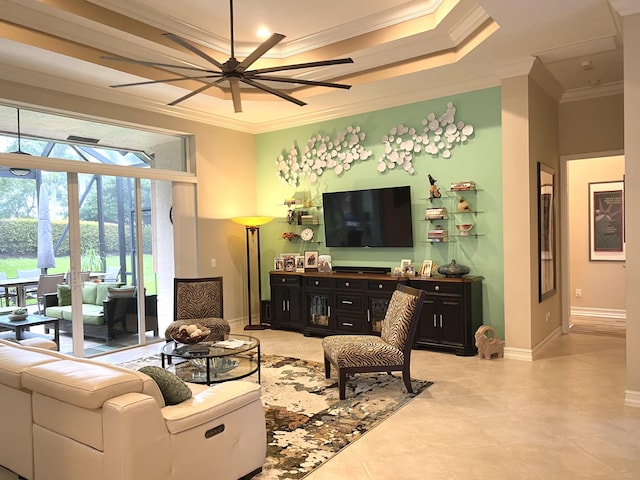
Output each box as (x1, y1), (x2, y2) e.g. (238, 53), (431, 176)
(231, 216), (273, 330)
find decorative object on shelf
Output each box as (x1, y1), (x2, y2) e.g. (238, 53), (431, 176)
(437, 259), (470, 278)
(404, 265), (416, 277)
(428, 174), (441, 199)
(474, 325), (505, 360)
(425, 207), (447, 220)
(303, 190), (313, 208)
(377, 102), (475, 174)
(284, 198), (296, 208)
(457, 196), (472, 212)
(171, 323), (212, 344)
(282, 232), (300, 241)
(400, 259), (412, 275)
(304, 250), (319, 270)
(451, 181), (476, 191)
(274, 257), (284, 271)
(231, 216), (274, 330)
(455, 223), (474, 236)
(427, 226), (448, 242)
(286, 209), (294, 224)
(8, 308), (28, 321)
(276, 125), (372, 187)
(300, 228), (314, 242)
(295, 255), (305, 273)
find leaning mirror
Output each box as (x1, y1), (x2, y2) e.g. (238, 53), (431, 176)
(538, 162), (556, 302)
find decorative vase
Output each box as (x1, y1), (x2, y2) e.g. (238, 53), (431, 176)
(437, 259), (470, 278)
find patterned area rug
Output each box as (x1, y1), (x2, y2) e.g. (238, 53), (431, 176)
(118, 354), (432, 480)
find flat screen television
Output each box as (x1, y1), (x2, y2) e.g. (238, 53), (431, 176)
(322, 186), (414, 247)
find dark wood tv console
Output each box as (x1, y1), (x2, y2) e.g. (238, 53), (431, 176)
(269, 270), (483, 356)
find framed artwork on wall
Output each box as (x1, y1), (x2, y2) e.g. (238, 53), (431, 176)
(538, 163), (556, 302)
(589, 180), (625, 262)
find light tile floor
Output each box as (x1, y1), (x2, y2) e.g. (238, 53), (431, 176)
(3, 328), (639, 480)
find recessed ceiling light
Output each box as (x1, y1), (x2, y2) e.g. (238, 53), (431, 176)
(256, 27), (270, 39)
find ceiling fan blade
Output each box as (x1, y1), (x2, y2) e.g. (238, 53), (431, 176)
(111, 75), (223, 88)
(163, 32), (225, 70)
(247, 58), (353, 75)
(229, 78), (242, 113)
(101, 55), (218, 74)
(240, 77), (306, 107)
(237, 33), (285, 72)
(168, 81), (221, 106)
(246, 74), (351, 90)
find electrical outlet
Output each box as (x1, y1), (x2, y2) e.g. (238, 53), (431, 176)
(575, 288), (582, 298)
(211, 258), (217, 268)
(545, 311), (551, 322)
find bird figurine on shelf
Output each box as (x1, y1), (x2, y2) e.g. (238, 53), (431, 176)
(457, 196), (472, 212)
(428, 174), (441, 199)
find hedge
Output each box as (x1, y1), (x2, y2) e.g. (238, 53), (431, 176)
(0, 219), (152, 256)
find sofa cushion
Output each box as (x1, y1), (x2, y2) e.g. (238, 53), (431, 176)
(139, 366), (192, 405)
(81, 282), (98, 305)
(107, 286), (136, 299)
(57, 284), (72, 306)
(96, 282), (119, 305)
(0, 346), (60, 389)
(23, 359), (144, 409)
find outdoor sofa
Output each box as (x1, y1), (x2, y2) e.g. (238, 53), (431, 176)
(43, 282), (159, 342)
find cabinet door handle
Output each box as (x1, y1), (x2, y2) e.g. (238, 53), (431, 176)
(328, 306), (331, 317)
(378, 284), (383, 289)
(282, 278), (286, 283)
(435, 285), (440, 291)
(367, 310), (371, 323)
(315, 280), (319, 286)
(287, 300), (290, 311)
(343, 322), (353, 327)
(282, 300), (286, 311)
(433, 314), (437, 327)
(439, 314), (443, 328)
(345, 282), (350, 287)
(342, 300), (353, 305)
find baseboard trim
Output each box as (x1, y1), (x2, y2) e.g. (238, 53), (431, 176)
(625, 389), (640, 408)
(503, 326), (562, 362)
(570, 307), (626, 320)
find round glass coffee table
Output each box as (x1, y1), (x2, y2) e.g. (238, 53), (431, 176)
(160, 334), (260, 385)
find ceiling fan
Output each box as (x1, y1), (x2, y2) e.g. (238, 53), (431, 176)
(103, 0), (353, 113)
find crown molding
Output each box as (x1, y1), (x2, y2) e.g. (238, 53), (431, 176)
(560, 81), (624, 103)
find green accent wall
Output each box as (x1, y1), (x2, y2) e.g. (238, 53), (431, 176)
(256, 87), (504, 334)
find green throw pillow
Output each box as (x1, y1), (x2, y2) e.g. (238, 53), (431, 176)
(139, 366), (192, 405)
(57, 284), (72, 306)
(107, 286), (136, 299)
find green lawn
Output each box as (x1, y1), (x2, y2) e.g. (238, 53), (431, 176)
(0, 255), (157, 294)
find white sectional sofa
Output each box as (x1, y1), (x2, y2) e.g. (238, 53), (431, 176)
(0, 339), (266, 480)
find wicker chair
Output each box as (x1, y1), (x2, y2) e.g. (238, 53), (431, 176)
(322, 283), (426, 400)
(164, 277), (230, 343)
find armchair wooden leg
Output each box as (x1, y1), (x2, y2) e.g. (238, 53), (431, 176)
(338, 370), (347, 400)
(324, 356), (331, 379)
(402, 366), (413, 394)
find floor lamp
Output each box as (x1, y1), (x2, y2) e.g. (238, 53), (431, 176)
(231, 216), (273, 330)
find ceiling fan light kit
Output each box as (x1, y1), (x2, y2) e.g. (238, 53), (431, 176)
(104, 0), (353, 112)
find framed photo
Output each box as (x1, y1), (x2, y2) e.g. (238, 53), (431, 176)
(404, 265), (416, 277)
(283, 254), (296, 272)
(589, 180), (625, 261)
(391, 267), (403, 277)
(537, 163), (556, 302)
(304, 250), (319, 270)
(274, 256), (284, 271)
(420, 260), (434, 277)
(400, 259), (412, 274)
(295, 255), (305, 273)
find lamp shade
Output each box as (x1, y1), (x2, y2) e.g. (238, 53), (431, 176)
(231, 216), (273, 228)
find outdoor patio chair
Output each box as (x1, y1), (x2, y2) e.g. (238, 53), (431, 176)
(17, 269), (40, 304)
(164, 277), (230, 343)
(0, 272), (18, 307)
(322, 283), (426, 400)
(36, 273), (65, 314)
(103, 266), (120, 283)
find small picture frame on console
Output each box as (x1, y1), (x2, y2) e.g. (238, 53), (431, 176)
(420, 260), (434, 277)
(274, 257), (284, 271)
(304, 250), (319, 270)
(295, 255), (305, 273)
(400, 259), (412, 274)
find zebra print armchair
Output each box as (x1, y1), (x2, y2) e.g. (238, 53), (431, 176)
(164, 277), (230, 342)
(322, 283), (426, 400)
